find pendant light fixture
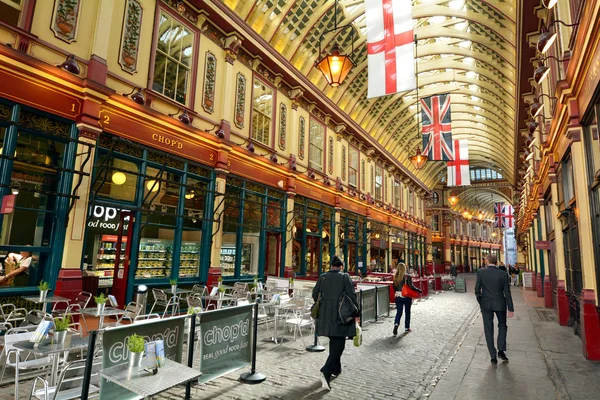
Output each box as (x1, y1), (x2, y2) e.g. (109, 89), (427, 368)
(315, 0), (355, 87)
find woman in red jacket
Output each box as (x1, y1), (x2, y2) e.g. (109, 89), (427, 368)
(392, 263), (422, 335)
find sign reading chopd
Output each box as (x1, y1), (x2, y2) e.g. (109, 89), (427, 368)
(535, 241), (551, 250)
(99, 317), (185, 400)
(198, 304), (253, 384)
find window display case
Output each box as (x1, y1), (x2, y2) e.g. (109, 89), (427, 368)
(220, 243), (252, 277)
(91, 235), (126, 288)
(135, 239), (171, 279)
(171, 242), (200, 278)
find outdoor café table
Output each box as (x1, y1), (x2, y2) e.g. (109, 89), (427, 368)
(81, 307), (125, 329)
(100, 358), (201, 400)
(23, 295), (70, 311)
(200, 293), (235, 309)
(14, 335), (88, 386)
(262, 301), (300, 344)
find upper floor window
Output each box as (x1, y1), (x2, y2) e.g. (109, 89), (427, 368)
(375, 165), (383, 200)
(251, 78), (274, 145)
(348, 147), (359, 188)
(0, 0), (24, 26)
(308, 119), (324, 172)
(469, 167), (503, 181)
(408, 188), (414, 215)
(482, 225), (487, 240)
(393, 180), (401, 209)
(561, 155), (575, 203)
(470, 223), (477, 237)
(431, 214), (440, 231)
(152, 11), (194, 105)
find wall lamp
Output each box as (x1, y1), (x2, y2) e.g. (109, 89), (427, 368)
(530, 94), (557, 118)
(169, 109), (191, 125)
(123, 87), (146, 105)
(58, 54), (80, 75)
(528, 121), (538, 134)
(269, 153), (278, 163)
(537, 20), (580, 54)
(534, 56), (570, 85)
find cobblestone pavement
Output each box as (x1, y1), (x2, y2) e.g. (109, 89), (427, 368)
(171, 276), (481, 400)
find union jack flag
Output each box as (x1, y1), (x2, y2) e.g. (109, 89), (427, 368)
(421, 94), (453, 161)
(494, 202), (505, 228)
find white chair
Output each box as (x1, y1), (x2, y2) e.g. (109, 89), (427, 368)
(2, 305), (28, 326)
(52, 291), (92, 333)
(29, 358), (102, 400)
(0, 327), (54, 399)
(150, 289), (180, 317)
(134, 313), (161, 323)
(191, 284), (207, 297)
(284, 304), (314, 346)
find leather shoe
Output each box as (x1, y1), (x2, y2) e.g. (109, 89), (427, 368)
(498, 351), (509, 361)
(320, 373), (331, 390)
(490, 358), (498, 364)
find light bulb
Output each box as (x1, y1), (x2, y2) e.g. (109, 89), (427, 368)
(185, 191), (195, 200)
(111, 172), (127, 185)
(146, 180), (159, 192)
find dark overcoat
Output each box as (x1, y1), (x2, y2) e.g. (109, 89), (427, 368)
(474, 265), (514, 312)
(312, 269), (359, 338)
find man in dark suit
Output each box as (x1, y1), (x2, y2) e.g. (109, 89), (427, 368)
(475, 254), (514, 364)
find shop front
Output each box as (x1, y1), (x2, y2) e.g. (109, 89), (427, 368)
(81, 133), (215, 304)
(219, 175), (286, 280)
(0, 100), (80, 298)
(390, 227), (405, 269)
(292, 196), (334, 278)
(369, 221), (389, 272)
(339, 211), (367, 276)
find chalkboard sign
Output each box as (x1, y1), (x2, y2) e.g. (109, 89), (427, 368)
(522, 272), (533, 289)
(455, 277), (467, 293)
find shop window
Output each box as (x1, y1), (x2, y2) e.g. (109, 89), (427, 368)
(0, 0), (23, 26)
(482, 225), (487, 240)
(348, 146), (359, 188)
(375, 164), (383, 200)
(308, 119), (324, 172)
(431, 214), (439, 231)
(561, 155), (575, 203)
(152, 11), (194, 105)
(393, 179), (401, 209)
(408, 188), (414, 215)
(92, 154), (139, 203)
(0, 105), (75, 289)
(251, 78), (273, 145)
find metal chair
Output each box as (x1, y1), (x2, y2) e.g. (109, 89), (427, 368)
(20, 310), (53, 327)
(105, 302), (143, 327)
(134, 313), (162, 323)
(2, 304), (27, 326)
(191, 284), (207, 297)
(0, 327), (54, 399)
(29, 358), (102, 400)
(284, 302), (314, 346)
(52, 291), (92, 333)
(150, 288), (180, 317)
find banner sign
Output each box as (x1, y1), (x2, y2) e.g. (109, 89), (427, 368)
(0, 194), (15, 214)
(376, 286), (390, 317)
(198, 304), (253, 384)
(361, 288), (377, 322)
(100, 317), (186, 399)
(535, 240), (551, 250)
(523, 272), (533, 288)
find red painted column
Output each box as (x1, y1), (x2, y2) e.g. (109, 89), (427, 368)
(206, 267), (221, 293)
(544, 276), (552, 308)
(536, 273), (543, 297)
(283, 266), (294, 278)
(556, 280), (570, 326)
(580, 289), (600, 360)
(531, 272), (537, 292)
(53, 269), (83, 308)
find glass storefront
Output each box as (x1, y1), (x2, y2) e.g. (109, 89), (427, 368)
(369, 221), (389, 272)
(292, 197), (333, 277)
(0, 101), (77, 290)
(220, 176), (286, 279)
(339, 211), (367, 275)
(82, 134), (213, 293)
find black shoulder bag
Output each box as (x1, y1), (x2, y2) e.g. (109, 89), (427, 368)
(338, 275), (358, 325)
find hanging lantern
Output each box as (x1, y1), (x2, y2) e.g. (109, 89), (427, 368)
(316, 45), (355, 87)
(410, 147), (427, 170)
(448, 193), (460, 206)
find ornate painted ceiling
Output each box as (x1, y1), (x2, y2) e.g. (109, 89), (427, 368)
(222, 0), (518, 193)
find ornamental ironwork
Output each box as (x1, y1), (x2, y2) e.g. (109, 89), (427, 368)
(298, 116), (305, 160)
(234, 73), (246, 129)
(202, 52), (217, 113)
(279, 103), (287, 151)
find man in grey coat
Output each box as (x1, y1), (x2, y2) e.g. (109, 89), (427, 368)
(475, 254), (514, 364)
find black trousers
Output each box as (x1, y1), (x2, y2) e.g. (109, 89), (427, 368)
(481, 309), (507, 358)
(321, 336), (346, 377)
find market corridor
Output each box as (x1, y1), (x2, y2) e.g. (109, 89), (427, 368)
(154, 276), (600, 399)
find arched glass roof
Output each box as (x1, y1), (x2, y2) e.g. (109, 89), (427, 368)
(223, 0), (517, 193)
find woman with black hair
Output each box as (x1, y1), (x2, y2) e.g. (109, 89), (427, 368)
(312, 255), (360, 390)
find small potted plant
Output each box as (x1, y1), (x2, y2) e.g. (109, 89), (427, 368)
(94, 293), (108, 315)
(217, 275), (225, 294)
(169, 278), (178, 294)
(53, 315), (71, 344)
(38, 281), (50, 302)
(127, 333), (145, 369)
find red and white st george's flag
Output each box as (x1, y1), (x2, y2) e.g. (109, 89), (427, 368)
(503, 204), (515, 229)
(365, 0), (416, 99)
(447, 139), (470, 187)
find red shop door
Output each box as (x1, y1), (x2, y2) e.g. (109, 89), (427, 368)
(265, 232), (282, 277)
(112, 211), (134, 306)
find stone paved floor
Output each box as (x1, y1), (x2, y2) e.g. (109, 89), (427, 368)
(3, 274), (600, 399)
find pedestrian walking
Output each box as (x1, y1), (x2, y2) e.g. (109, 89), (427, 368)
(392, 262), (422, 335)
(312, 255), (360, 390)
(509, 265), (519, 286)
(475, 254), (514, 364)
